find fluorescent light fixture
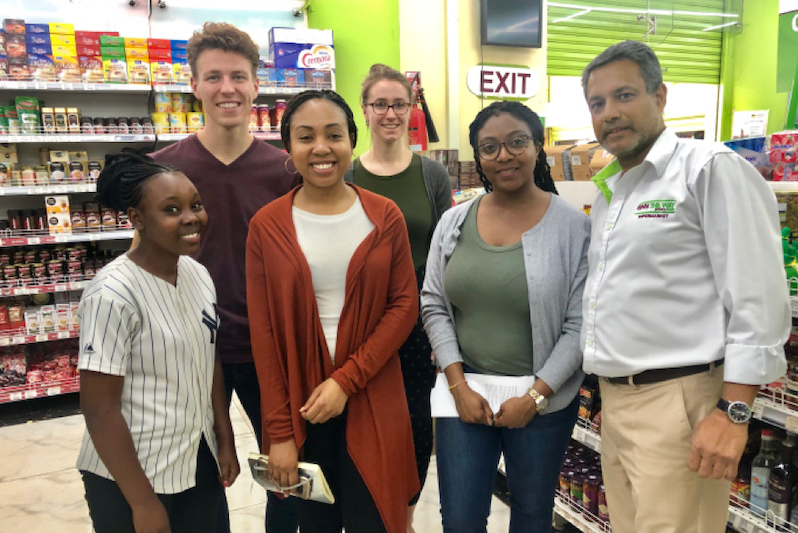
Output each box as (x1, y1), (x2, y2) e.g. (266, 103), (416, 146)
(548, 2), (739, 18)
(702, 21), (740, 31)
(552, 8), (591, 24)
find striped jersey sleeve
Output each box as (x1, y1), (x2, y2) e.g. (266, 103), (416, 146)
(77, 294), (139, 376)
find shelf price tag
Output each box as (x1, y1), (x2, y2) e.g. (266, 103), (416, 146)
(752, 401), (765, 419)
(0, 338), (9, 346)
(9, 392), (22, 401)
(28, 237), (40, 245)
(573, 429), (586, 443)
(24, 390), (37, 399)
(35, 334), (47, 342)
(46, 386), (61, 396)
(84, 84), (95, 91)
(786, 415), (798, 433)
(12, 336), (25, 344)
(57, 331), (70, 339)
(55, 285), (67, 292)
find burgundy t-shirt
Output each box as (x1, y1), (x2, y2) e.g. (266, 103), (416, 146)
(152, 135), (299, 364)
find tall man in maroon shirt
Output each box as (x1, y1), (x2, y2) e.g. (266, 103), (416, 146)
(151, 22), (299, 532)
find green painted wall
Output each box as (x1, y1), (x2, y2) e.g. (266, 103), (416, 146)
(307, 0), (401, 156)
(721, 0), (788, 140)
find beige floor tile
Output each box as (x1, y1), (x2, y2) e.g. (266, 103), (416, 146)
(227, 431), (269, 513)
(0, 413), (84, 482)
(0, 468), (91, 533)
(229, 501), (267, 533)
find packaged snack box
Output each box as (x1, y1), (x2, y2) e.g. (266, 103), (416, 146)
(28, 44), (52, 56)
(27, 54), (56, 82)
(25, 34), (50, 46)
(4, 19), (25, 35)
(78, 56), (103, 83)
(276, 68), (304, 87)
(25, 24), (48, 35)
(49, 23), (75, 35)
(75, 32), (102, 47)
(53, 55), (80, 83)
(51, 34), (76, 47)
(76, 46), (100, 57)
(124, 37), (147, 49)
(7, 35), (27, 59)
(100, 35), (124, 47)
(170, 40), (188, 50)
(149, 48), (172, 61)
(125, 48), (149, 61)
(147, 38), (170, 49)
(100, 46), (125, 59)
(8, 60), (29, 81)
(305, 68), (332, 88)
(151, 61), (173, 84)
(45, 195), (71, 234)
(52, 46), (78, 58)
(103, 59), (127, 84)
(172, 50), (187, 61)
(172, 61), (191, 85)
(257, 67), (276, 86)
(127, 59), (150, 84)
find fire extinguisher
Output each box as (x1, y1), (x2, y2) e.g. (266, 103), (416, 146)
(408, 100), (428, 152)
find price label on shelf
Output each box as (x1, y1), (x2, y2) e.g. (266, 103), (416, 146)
(8, 392), (22, 401)
(26, 188), (35, 195)
(752, 401), (765, 419)
(46, 386), (61, 396)
(53, 186), (66, 194)
(55, 285), (66, 292)
(57, 331), (70, 339)
(27, 237), (40, 245)
(0, 338), (9, 346)
(573, 429), (586, 444)
(786, 415), (798, 433)
(33, 82), (45, 90)
(27, 287), (40, 294)
(12, 336), (24, 344)
(84, 84), (96, 91)
(35, 334), (47, 342)
(24, 390), (37, 399)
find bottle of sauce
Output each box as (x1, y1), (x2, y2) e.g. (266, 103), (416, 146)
(752, 429), (779, 515)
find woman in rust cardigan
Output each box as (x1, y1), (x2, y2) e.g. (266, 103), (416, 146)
(245, 89), (420, 533)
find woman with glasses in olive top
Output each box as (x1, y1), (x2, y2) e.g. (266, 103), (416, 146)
(421, 101), (590, 533)
(344, 64), (451, 532)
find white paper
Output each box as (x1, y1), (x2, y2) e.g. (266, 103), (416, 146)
(430, 373), (536, 418)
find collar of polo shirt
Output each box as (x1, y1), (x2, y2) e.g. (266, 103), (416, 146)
(591, 129), (679, 204)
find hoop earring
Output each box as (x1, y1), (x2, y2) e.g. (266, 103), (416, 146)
(284, 157), (298, 175)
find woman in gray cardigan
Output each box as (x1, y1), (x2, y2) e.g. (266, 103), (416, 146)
(421, 101), (590, 533)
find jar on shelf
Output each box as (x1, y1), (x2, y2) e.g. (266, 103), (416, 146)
(21, 167), (35, 187)
(583, 473), (601, 517)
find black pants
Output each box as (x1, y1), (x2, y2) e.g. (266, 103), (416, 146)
(297, 411), (387, 533)
(401, 266), (437, 506)
(82, 436), (221, 533)
(218, 361), (299, 533)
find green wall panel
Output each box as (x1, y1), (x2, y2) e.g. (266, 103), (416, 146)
(547, 1), (727, 84)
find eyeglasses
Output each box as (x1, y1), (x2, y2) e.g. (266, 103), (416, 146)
(476, 135), (533, 161)
(367, 101), (410, 115)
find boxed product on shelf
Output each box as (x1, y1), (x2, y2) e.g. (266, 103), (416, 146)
(53, 45), (77, 58)
(78, 56), (103, 83)
(170, 40), (188, 51)
(103, 58), (127, 84)
(127, 59), (150, 84)
(547, 144), (576, 181)
(15, 96), (40, 134)
(26, 33), (49, 46)
(124, 37), (147, 49)
(148, 48), (171, 62)
(100, 35), (123, 48)
(276, 68), (303, 87)
(28, 43), (52, 55)
(126, 47), (148, 61)
(25, 24), (47, 35)
(44, 195), (70, 235)
(305, 68), (332, 89)
(173, 61), (190, 85)
(570, 143), (602, 181)
(53, 55), (80, 83)
(100, 46), (125, 60)
(3, 19), (25, 35)
(75, 32), (102, 47)
(257, 62), (276, 86)
(151, 60), (173, 84)
(0, 58), (8, 81)
(8, 60), (30, 82)
(49, 23), (74, 36)
(268, 27), (335, 69)
(147, 38), (169, 50)
(7, 35), (27, 59)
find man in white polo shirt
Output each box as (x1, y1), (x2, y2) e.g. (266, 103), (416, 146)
(581, 40), (790, 533)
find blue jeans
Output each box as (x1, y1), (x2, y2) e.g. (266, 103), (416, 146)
(436, 396), (578, 533)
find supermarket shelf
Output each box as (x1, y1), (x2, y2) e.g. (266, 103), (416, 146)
(157, 131), (282, 142)
(572, 419), (602, 453)
(0, 80), (151, 93)
(553, 493), (611, 533)
(0, 229), (135, 247)
(0, 329), (79, 347)
(752, 393), (798, 431)
(770, 182), (798, 192)
(152, 84), (193, 93)
(0, 134), (155, 143)
(727, 501), (792, 533)
(0, 375), (79, 404)
(0, 279), (90, 297)
(0, 184), (96, 196)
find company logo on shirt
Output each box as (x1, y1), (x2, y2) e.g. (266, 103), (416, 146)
(202, 304), (219, 344)
(635, 199), (677, 219)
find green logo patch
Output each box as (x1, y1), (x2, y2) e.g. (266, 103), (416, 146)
(635, 199), (676, 219)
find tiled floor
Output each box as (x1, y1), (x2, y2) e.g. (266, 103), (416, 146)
(0, 396), (511, 533)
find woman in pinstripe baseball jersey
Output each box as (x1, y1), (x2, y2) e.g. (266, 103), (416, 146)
(76, 152), (240, 533)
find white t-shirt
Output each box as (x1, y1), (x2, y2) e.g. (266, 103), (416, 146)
(293, 197), (374, 362)
(75, 254), (219, 494)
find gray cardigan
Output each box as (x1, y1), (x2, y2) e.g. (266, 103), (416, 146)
(344, 156), (452, 225)
(420, 194), (591, 414)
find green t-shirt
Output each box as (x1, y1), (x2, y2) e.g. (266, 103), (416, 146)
(353, 154), (433, 270)
(443, 196), (533, 376)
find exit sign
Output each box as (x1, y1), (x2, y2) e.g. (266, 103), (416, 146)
(466, 65), (539, 99)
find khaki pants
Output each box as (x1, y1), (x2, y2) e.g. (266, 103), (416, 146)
(600, 369), (730, 533)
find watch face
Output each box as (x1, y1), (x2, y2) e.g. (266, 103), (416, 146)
(728, 401), (752, 423)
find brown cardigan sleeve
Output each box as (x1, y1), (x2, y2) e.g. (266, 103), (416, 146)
(246, 215), (294, 446)
(330, 201), (419, 396)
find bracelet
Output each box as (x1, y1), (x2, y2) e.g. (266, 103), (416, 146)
(448, 380), (467, 391)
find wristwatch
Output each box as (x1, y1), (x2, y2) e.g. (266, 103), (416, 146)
(717, 399), (752, 424)
(527, 388), (549, 412)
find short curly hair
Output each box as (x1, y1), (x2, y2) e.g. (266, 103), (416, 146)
(187, 22), (259, 78)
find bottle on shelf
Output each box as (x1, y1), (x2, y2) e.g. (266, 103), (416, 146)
(769, 433), (798, 530)
(752, 429), (779, 515)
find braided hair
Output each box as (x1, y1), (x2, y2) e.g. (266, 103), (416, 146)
(280, 89), (358, 154)
(96, 150), (177, 211)
(468, 101), (558, 195)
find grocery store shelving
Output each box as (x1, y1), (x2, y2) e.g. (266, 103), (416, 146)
(153, 83), (326, 96)
(0, 374), (79, 404)
(0, 133), (155, 143)
(554, 492), (611, 533)
(0, 328), (79, 347)
(152, 84), (193, 93)
(0, 184), (96, 196)
(571, 418), (602, 453)
(0, 229), (135, 248)
(158, 131), (282, 142)
(0, 80), (152, 93)
(0, 278), (90, 297)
